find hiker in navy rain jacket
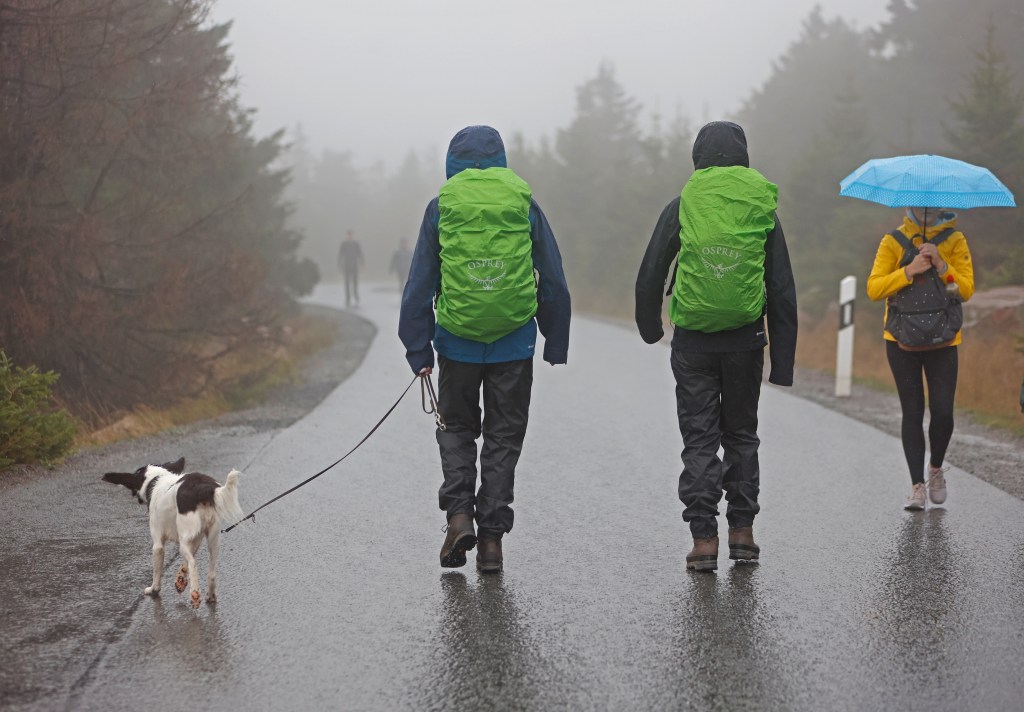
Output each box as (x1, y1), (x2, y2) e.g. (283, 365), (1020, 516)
(399, 125), (571, 573)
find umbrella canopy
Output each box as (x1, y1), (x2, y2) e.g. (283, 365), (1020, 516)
(839, 154), (1016, 209)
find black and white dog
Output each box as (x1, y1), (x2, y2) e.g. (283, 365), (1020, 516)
(102, 457), (243, 607)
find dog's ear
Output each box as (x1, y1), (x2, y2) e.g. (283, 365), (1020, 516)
(162, 457), (185, 474)
(102, 471), (145, 491)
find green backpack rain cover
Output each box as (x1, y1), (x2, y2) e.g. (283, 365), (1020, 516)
(436, 167), (537, 343)
(670, 166), (778, 332)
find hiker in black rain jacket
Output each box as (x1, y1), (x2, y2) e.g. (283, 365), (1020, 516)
(635, 121), (797, 571)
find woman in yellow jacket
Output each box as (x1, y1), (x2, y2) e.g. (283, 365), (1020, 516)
(866, 208), (975, 511)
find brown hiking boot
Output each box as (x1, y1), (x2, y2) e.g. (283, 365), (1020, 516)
(439, 513), (477, 568)
(728, 526), (760, 562)
(476, 537), (503, 573)
(686, 536), (719, 572)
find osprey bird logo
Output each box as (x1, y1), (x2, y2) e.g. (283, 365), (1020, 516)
(469, 271), (507, 290)
(467, 258), (507, 290)
(700, 256), (741, 280)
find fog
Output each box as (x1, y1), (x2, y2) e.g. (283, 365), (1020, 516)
(210, 0), (891, 167)
(4, 0), (1021, 431)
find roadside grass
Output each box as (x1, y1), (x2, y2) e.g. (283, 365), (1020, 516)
(79, 313), (338, 447)
(797, 300), (1024, 437)
(71, 292), (1021, 449)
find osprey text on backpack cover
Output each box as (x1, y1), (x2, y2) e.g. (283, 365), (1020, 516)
(670, 166), (778, 333)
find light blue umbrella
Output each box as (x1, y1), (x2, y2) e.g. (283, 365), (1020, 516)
(839, 154), (1016, 209)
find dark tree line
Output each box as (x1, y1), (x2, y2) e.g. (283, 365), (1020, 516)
(511, 64), (692, 314)
(515, 0), (1023, 313)
(0, 0), (316, 419)
(10, 1), (1017, 424)
(291, 1), (1024, 324)
(737, 1), (1024, 307)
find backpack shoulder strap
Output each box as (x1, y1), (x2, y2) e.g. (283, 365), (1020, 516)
(889, 228), (916, 267)
(927, 227), (956, 247)
(888, 226), (956, 255)
(888, 227), (914, 251)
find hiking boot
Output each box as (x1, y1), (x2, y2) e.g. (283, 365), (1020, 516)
(685, 536), (719, 572)
(927, 465), (948, 505)
(476, 537), (503, 573)
(728, 526), (760, 562)
(904, 482), (927, 511)
(439, 513), (477, 568)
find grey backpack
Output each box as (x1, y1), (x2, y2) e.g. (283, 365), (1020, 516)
(885, 227), (963, 350)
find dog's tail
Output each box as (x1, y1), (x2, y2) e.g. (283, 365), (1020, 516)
(214, 469), (245, 526)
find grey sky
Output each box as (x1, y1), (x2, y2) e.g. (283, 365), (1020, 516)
(210, 0), (892, 169)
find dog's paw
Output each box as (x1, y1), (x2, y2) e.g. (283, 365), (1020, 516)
(190, 590), (201, 609)
(205, 592), (217, 604)
(143, 586), (160, 596)
(174, 565), (188, 593)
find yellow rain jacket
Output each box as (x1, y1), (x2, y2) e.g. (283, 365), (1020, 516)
(866, 214), (975, 346)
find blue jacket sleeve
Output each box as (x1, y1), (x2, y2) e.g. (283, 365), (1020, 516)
(530, 200), (571, 364)
(398, 199), (441, 373)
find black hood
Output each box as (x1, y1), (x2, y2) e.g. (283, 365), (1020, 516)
(691, 121), (749, 170)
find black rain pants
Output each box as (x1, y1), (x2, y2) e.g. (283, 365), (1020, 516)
(671, 348), (763, 539)
(436, 356), (533, 540)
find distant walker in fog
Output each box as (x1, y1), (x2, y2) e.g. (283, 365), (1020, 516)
(338, 229), (365, 308)
(390, 238), (414, 292)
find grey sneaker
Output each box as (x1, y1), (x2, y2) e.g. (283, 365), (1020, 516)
(927, 466), (948, 505)
(904, 482), (927, 511)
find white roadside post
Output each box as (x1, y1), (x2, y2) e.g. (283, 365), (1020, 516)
(835, 276), (856, 397)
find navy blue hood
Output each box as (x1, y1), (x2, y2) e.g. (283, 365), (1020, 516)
(692, 121), (750, 170)
(446, 125), (507, 179)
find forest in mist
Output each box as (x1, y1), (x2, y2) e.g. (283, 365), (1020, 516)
(2, 0), (1023, 421)
(289, 0), (1024, 316)
(0, 0), (317, 417)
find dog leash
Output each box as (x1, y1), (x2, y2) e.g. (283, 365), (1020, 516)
(420, 370), (446, 431)
(222, 372), (444, 533)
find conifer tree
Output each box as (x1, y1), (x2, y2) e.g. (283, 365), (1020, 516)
(548, 64), (659, 312)
(0, 0), (316, 416)
(786, 76), (882, 310)
(945, 23), (1024, 282)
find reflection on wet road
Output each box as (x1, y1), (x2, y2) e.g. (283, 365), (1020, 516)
(2, 283), (1023, 711)
(417, 573), (546, 710)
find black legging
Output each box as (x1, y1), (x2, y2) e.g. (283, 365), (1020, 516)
(885, 341), (958, 484)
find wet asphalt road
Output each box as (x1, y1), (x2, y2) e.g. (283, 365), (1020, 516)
(3, 283), (1024, 712)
